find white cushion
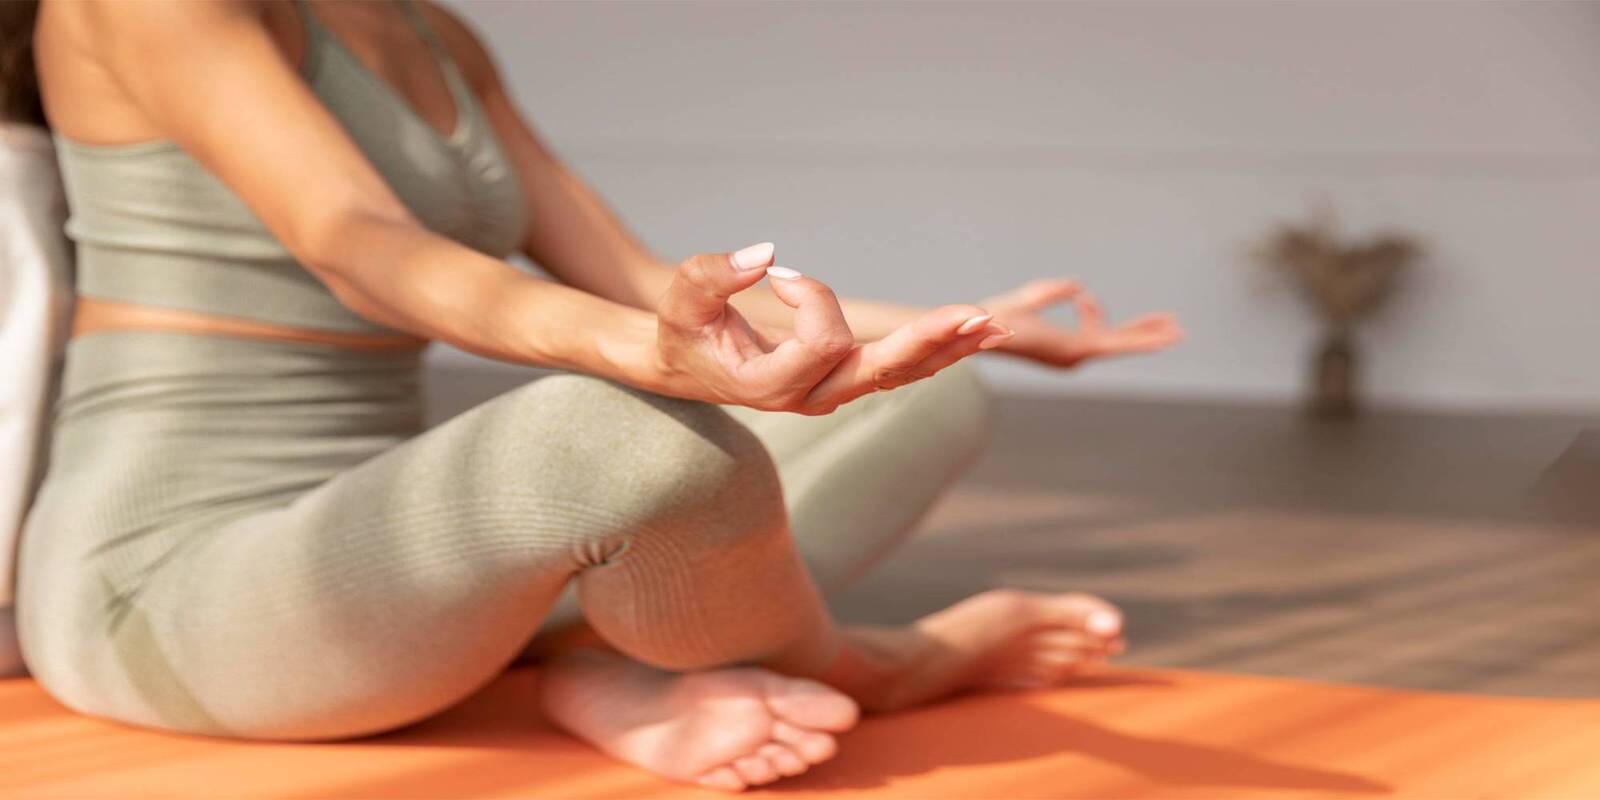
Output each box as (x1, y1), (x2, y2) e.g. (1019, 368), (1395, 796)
(0, 123), (74, 676)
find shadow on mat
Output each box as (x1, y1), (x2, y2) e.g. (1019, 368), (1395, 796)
(338, 669), (1389, 798)
(769, 674), (1391, 796)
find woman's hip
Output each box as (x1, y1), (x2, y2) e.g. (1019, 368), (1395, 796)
(20, 332), (425, 667)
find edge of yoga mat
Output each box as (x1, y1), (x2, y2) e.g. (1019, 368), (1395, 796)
(3, 666), (1598, 799)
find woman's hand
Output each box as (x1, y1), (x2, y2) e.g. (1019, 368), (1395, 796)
(654, 243), (1013, 415)
(980, 279), (1183, 368)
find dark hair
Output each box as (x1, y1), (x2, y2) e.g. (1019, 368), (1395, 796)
(1, 1), (46, 127)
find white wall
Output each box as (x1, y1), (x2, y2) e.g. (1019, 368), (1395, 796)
(442, 0), (1600, 412)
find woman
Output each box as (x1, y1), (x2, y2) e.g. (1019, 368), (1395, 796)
(13, 0), (1180, 792)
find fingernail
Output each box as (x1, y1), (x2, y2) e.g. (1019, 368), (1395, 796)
(1087, 610), (1122, 637)
(978, 331), (1015, 350)
(731, 242), (775, 270)
(956, 314), (993, 335)
(766, 266), (803, 280)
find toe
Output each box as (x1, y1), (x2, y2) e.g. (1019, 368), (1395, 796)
(732, 755), (779, 786)
(771, 720), (839, 764)
(1030, 630), (1099, 651)
(1043, 652), (1106, 683)
(762, 675), (860, 732)
(1043, 593), (1124, 640)
(1002, 650), (1102, 689)
(1030, 648), (1089, 669)
(697, 767), (747, 793)
(759, 743), (809, 777)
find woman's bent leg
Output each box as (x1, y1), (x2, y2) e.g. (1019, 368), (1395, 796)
(535, 364), (1124, 722)
(24, 371), (838, 741)
(727, 363), (1128, 712)
(724, 360), (993, 594)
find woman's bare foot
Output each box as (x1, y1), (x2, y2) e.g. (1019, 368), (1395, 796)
(829, 589), (1126, 712)
(539, 649), (859, 792)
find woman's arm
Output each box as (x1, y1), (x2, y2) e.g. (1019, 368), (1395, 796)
(53, 0), (1001, 413)
(419, 4), (751, 316)
(422, 3), (1182, 364)
(425, 1), (926, 339)
(51, 1), (668, 381)
(419, 5), (664, 313)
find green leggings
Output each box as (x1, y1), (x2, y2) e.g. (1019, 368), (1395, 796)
(17, 332), (990, 740)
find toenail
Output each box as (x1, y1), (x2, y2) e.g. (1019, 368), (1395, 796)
(1087, 610), (1121, 636)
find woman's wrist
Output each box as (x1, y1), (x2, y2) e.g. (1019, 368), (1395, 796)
(507, 282), (677, 394)
(593, 305), (675, 394)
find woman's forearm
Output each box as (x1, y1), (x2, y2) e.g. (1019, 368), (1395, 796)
(308, 214), (666, 390)
(496, 128), (929, 342)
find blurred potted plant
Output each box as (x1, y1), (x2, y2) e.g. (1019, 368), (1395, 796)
(1257, 207), (1419, 417)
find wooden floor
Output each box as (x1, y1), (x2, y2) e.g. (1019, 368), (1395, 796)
(830, 392), (1600, 698)
(429, 363), (1600, 699)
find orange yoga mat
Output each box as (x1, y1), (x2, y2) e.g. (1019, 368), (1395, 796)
(3, 666), (1597, 799)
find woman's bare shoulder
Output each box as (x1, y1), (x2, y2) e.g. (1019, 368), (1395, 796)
(37, 0), (298, 144)
(46, 0), (267, 39)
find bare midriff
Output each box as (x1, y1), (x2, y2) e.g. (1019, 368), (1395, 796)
(72, 296), (430, 352)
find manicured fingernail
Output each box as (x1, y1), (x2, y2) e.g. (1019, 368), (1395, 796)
(766, 266), (803, 280)
(731, 242), (775, 270)
(1087, 610), (1121, 637)
(956, 314), (993, 335)
(978, 332), (1014, 350)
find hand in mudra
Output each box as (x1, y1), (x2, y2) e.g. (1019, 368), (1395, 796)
(656, 243), (1012, 415)
(980, 278), (1183, 368)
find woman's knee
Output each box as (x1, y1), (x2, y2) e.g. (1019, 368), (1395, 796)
(471, 374), (788, 548)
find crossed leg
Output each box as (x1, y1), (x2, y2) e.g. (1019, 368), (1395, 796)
(537, 362), (1125, 791)
(28, 362), (1119, 793)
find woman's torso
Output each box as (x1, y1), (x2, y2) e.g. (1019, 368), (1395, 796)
(20, 1), (531, 636)
(51, 0), (527, 335)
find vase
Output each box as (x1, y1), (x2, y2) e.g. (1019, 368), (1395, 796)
(1310, 331), (1357, 418)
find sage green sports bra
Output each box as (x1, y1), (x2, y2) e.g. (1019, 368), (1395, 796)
(52, 0), (527, 334)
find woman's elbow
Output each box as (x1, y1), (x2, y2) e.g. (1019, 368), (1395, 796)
(281, 199), (413, 280)
(279, 204), (422, 327)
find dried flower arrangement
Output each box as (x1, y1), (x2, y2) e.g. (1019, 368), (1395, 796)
(1256, 206), (1420, 417)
